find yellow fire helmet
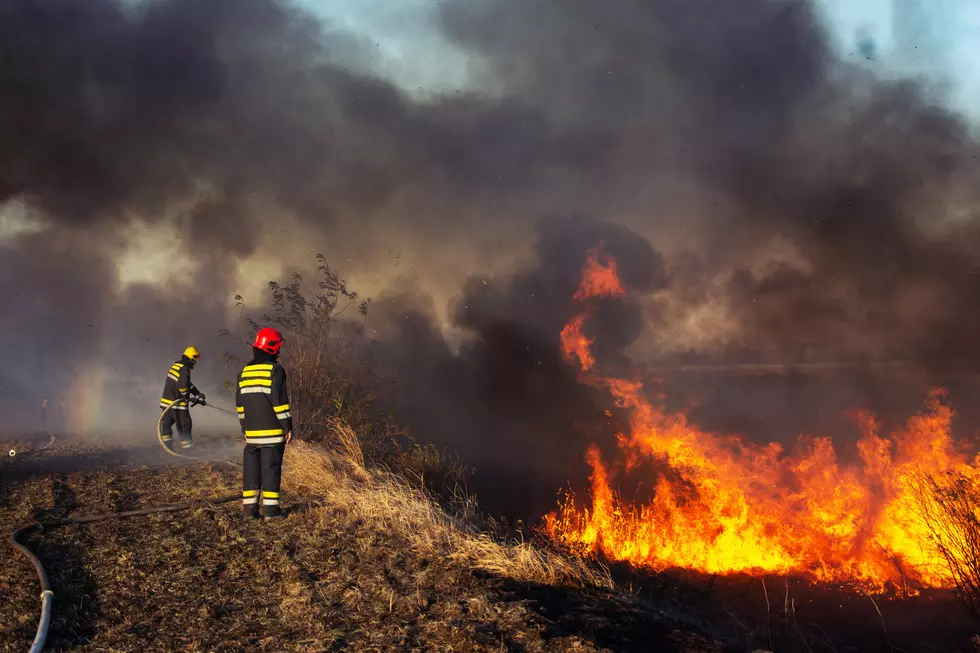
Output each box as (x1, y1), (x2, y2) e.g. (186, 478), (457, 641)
(183, 346), (201, 361)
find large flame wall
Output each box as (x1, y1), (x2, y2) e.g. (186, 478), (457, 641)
(545, 246), (979, 591)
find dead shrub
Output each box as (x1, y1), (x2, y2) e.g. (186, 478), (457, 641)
(222, 255), (408, 463)
(906, 468), (980, 620)
(222, 256), (476, 508)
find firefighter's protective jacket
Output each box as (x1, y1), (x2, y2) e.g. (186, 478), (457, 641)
(234, 351), (292, 446)
(160, 356), (200, 411)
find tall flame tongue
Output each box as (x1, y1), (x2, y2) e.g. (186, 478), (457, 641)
(559, 245), (625, 372)
(546, 247), (980, 591)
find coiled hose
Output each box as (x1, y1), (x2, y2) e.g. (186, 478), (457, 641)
(9, 399), (242, 652)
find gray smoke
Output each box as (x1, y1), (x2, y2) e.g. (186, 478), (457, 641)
(2, 0), (979, 515)
(366, 0), (980, 512)
(436, 0), (980, 376)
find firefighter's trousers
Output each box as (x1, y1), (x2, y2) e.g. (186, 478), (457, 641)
(160, 408), (193, 450)
(242, 443), (285, 518)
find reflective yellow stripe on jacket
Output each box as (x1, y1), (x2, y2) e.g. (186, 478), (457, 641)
(239, 364), (273, 395)
(168, 362), (183, 382)
(159, 397), (189, 410)
(244, 428), (285, 445)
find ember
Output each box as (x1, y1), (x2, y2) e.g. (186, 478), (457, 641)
(545, 248), (980, 592)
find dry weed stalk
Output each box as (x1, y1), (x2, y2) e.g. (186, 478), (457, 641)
(752, 575), (826, 653)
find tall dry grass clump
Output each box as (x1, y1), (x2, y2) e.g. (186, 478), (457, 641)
(284, 433), (613, 589)
(906, 469), (980, 619)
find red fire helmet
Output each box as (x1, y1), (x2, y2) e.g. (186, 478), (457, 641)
(253, 327), (284, 355)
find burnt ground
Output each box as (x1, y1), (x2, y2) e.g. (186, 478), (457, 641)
(1, 434), (978, 652)
(0, 434), (732, 653)
(608, 563), (980, 653)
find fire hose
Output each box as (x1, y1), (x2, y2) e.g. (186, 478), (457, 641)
(7, 431), (55, 459)
(10, 394), (242, 653)
(154, 395), (241, 465)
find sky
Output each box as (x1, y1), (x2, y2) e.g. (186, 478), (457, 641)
(298, 0), (471, 97)
(302, 0), (980, 115)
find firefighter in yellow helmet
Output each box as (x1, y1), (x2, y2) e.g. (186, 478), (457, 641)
(159, 346), (206, 450)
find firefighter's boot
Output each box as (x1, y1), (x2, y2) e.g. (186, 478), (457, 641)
(242, 489), (260, 519)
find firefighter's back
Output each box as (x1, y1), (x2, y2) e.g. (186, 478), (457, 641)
(236, 359), (289, 446)
(160, 359), (189, 411)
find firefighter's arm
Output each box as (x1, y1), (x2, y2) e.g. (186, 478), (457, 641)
(176, 366), (191, 400)
(272, 365), (293, 439)
(235, 376), (245, 435)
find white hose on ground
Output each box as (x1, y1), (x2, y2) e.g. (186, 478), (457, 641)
(29, 591), (53, 653)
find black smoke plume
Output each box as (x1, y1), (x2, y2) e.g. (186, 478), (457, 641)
(366, 216), (664, 515)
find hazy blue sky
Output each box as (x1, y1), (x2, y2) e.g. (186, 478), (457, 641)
(301, 0), (980, 115)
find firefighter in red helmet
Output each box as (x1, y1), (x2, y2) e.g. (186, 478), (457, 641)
(235, 327), (292, 519)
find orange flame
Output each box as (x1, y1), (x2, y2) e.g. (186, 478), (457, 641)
(560, 245), (625, 372)
(560, 310), (596, 372)
(573, 244), (625, 301)
(546, 248), (980, 592)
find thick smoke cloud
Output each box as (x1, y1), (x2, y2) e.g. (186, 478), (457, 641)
(467, 3), (978, 400)
(367, 217), (663, 515)
(438, 0), (980, 372)
(4, 0), (980, 515)
(368, 0), (980, 510)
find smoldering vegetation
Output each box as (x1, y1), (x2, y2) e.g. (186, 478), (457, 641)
(2, 0), (980, 514)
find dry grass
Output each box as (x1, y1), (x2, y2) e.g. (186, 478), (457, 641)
(3, 440), (971, 652)
(284, 429), (614, 591)
(0, 438), (729, 653)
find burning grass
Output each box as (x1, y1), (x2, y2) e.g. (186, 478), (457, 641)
(208, 254), (980, 650)
(548, 246), (980, 600)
